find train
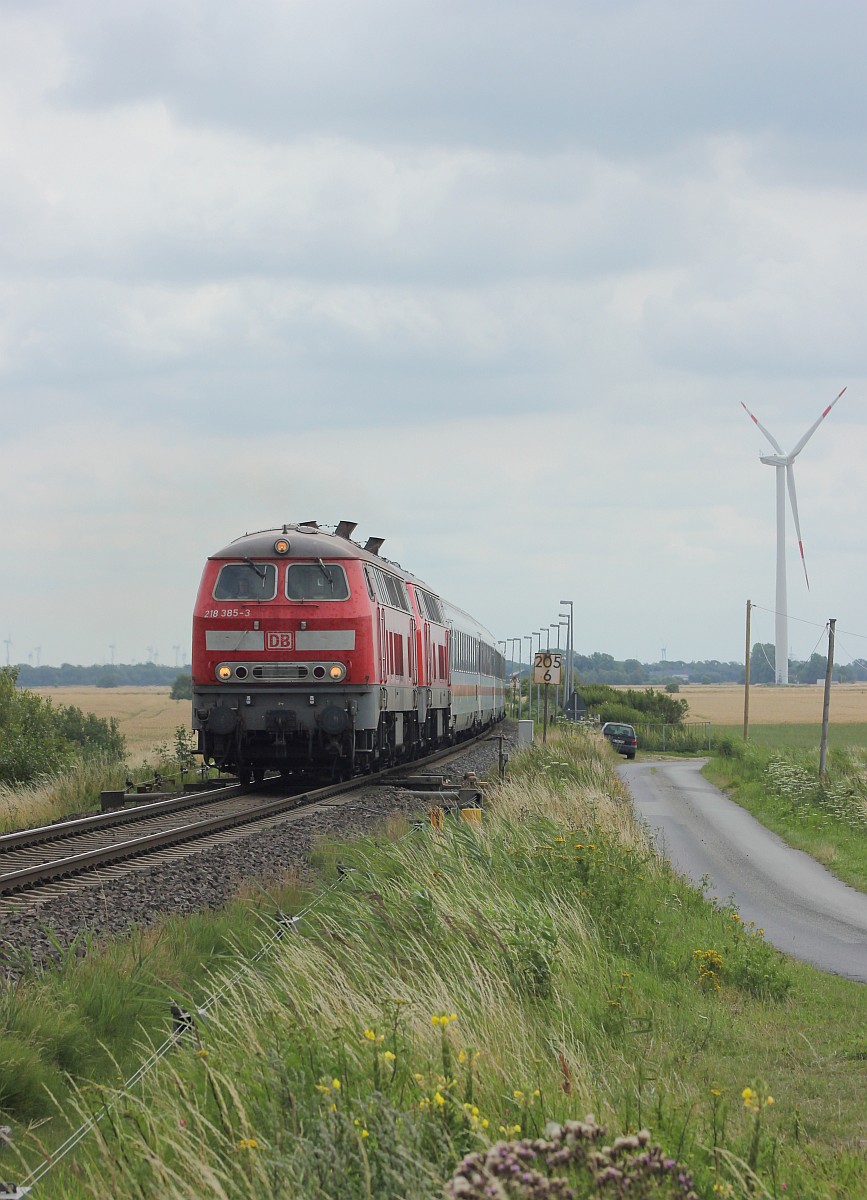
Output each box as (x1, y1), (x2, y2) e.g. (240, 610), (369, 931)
(191, 521), (506, 781)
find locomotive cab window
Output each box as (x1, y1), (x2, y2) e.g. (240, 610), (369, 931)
(214, 563), (277, 601)
(286, 562), (349, 600)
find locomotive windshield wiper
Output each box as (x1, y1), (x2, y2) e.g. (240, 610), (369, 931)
(243, 557), (267, 580)
(316, 558), (334, 590)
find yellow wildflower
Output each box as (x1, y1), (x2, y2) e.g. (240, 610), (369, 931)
(237, 1138), (259, 1150)
(434, 1092), (445, 1106)
(383, 1050), (396, 1063)
(332, 1078), (341, 1090)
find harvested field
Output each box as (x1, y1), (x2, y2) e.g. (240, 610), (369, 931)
(674, 683), (867, 725)
(31, 685), (191, 760)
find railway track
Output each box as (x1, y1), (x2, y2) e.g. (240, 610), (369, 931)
(0, 730), (505, 905)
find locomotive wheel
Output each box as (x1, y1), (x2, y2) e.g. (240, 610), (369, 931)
(252, 768), (265, 784)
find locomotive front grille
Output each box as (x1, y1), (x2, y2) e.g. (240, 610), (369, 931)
(251, 663), (309, 680)
(214, 660), (348, 683)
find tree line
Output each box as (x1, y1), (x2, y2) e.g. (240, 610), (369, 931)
(507, 648), (867, 686)
(13, 662), (189, 688)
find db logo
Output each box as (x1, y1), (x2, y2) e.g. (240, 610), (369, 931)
(266, 632), (293, 650)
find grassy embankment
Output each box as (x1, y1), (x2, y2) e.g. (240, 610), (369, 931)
(1, 729), (864, 1199)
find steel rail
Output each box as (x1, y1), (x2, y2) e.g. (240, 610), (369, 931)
(0, 727), (501, 896)
(0, 781), (246, 853)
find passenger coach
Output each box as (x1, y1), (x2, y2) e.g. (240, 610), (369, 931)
(191, 521), (505, 780)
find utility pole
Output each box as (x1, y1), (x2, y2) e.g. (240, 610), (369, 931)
(3, 636), (11, 667)
(109, 644), (116, 665)
(819, 619), (836, 782)
(743, 599), (752, 741)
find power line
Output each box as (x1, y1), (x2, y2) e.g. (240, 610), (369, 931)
(750, 604), (867, 643)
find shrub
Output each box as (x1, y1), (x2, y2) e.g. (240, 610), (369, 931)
(0, 666), (126, 785)
(170, 672), (192, 700)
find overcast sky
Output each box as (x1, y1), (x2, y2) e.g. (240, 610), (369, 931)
(2, 0), (866, 671)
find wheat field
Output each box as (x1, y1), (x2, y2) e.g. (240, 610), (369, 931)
(673, 683), (867, 724)
(32, 685), (192, 760)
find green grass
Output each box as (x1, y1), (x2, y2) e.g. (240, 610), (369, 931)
(704, 740), (867, 893)
(713, 723), (867, 752)
(1, 731), (864, 1198)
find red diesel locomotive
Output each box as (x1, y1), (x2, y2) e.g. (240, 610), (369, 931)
(191, 521), (506, 780)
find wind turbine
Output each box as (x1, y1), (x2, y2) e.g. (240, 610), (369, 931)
(741, 387), (845, 685)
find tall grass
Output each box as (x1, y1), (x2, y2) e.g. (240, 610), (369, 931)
(0, 756), (129, 832)
(1, 729), (860, 1198)
(0, 729), (203, 833)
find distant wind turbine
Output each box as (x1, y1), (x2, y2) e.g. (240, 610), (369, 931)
(741, 387), (846, 685)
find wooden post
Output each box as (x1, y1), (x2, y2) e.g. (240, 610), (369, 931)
(819, 618), (835, 782)
(743, 599), (751, 741)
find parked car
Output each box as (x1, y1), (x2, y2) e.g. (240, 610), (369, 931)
(601, 722), (637, 759)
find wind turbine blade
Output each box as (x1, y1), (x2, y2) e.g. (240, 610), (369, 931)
(740, 401), (783, 453)
(789, 386), (846, 457)
(786, 463), (810, 590)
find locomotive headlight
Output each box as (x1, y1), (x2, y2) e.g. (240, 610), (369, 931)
(274, 538), (290, 555)
(329, 664), (346, 681)
(217, 665), (232, 681)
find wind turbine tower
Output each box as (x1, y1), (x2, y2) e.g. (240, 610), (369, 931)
(741, 388), (845, 685)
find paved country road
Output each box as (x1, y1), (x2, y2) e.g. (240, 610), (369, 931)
(619, 759), (867, 984)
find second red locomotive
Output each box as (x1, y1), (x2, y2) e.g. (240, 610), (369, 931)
(191, 521), (505, 780)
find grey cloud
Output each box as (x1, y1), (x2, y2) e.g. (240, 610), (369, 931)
(47, 1), (867, 169)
